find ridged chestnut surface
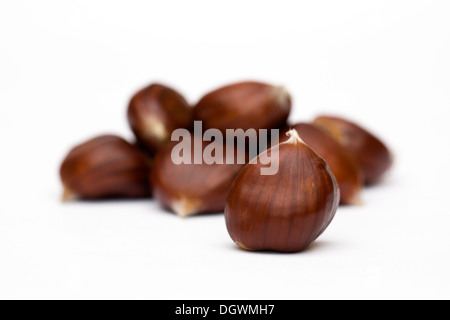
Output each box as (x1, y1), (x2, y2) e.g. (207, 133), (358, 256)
(313, 116), (393, 185)
(152, 134), (245, 217)
(193, 81), (292, 134)
(282, 123), (363, 205)
(128, 84), (193, 154)
(60, 135), (152, 200)
(225, 130), (339, 253)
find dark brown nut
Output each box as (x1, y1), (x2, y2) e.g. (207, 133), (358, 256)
(127, 84), (193, 154)
(60, 135), (151, 200)
(152, 133), (245, 217)
(281, 123), (363, 205)
(225, 129), (339, 253)
(193, 81), (292, 134)
(313, 116), (393, 185)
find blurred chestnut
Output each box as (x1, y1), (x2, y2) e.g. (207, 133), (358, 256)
(152, 133), (245, 217)
(194, 81), (292, 134)
(128, 83), (193, 154)
(60, 135), (152, 200)
(313, 116), (393, 185)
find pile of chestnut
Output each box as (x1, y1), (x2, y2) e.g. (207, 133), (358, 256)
(60, 81), (393, 253)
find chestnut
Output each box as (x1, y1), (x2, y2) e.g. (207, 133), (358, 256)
(225, 129), (340, 253)
(152, 133), (245, 217)
(281, 123), (363, 205)
(60, 135), (152, 200)
(193, 81), (292, 134)
(313, 115), (393, 185)
(127, 83), (193, 154)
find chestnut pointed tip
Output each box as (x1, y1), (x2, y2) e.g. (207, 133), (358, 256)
(171, 198), (200, 218)
(273, 85), (291, 109)
(143, 116), (169, 142)
(236, 242), (254, 251)
(346, 193), (364, 206)
(61, 187), (77, 202)
(285, 129), (305, 145)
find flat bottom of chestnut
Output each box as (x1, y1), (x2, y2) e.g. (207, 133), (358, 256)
(236, 242), (311, 254)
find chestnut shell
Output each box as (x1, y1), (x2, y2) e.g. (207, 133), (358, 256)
(128, 84), (193, 154)
(313, 116), (393, 185)
(60, 135), (152, 200)
(281, 123), (363, 205)
(225, 130), (339, 253)
(193, 81), (292, 134)
(152, 134), (245, 217)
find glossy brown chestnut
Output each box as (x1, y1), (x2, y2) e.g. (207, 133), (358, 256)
(152, 133), (245, 217)
(193, 81), (292, 134)
(313, 116), (393, 185)
(225, 130), (339, 253)
(281, 123), (363, 205)
(60, 135), (152, 200)
(128, 84), (193, 154)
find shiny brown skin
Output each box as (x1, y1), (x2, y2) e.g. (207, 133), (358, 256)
(152, 134), (245, 217)
(281, 123), (363, 205)
(128, 84), (193, 154)
(193, 81), (292, 134)
(313, 116), (393, 185)
(225, 131), (339, 253)
(60, 135), (151, 200)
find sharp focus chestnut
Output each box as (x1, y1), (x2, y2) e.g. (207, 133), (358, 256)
(60, 135), (152, 200)
(193, 81), (292, 134)
(313, 115), (393, 185)
(281, 123), (363, 205)
(225, 129), (340, 253)
(128, 83), (193, 154)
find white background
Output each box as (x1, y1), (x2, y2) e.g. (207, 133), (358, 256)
(1, 0), (449, 300)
